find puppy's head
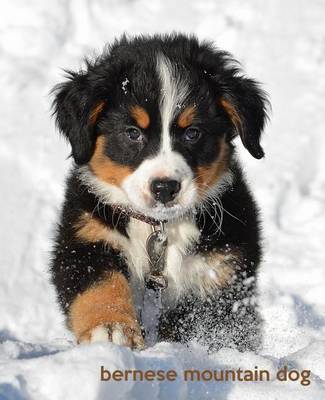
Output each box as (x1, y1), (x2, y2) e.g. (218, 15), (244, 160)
(52, 34), (268, 220)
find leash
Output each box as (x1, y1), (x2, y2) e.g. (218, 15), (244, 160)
(108, 205), (169, 345)
(142, 221), (168, 346)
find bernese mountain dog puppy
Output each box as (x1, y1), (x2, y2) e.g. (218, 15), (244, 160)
(50, 34), (268, 352)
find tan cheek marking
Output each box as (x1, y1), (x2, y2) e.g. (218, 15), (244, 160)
(74, 213), (124, 250)
(195, 139), (230, 197)
(69, 272), (140, 343)
(177, 105), (196, 128)
(130, 105), (150, 129)
(220, 98), (242, 133)
(89, 101), (105, 125)
(89, 136), (133, 187)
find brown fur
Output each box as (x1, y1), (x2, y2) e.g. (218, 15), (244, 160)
(130, 105), (150, 129)
(89, 101), (105, 125)
(195, 138), (230, 197)
(89, 135), (133, 186)
(74, 212), (124, 250)
(204, 252), (238, 289)
(69, 271), (143, 347)
(220, 99), (242, 133)
(177, 105), (196, 128)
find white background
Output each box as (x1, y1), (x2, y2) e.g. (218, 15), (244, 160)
(0, 1), (325, 399)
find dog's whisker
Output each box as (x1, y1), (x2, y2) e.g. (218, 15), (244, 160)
(194, 186), (225, 236)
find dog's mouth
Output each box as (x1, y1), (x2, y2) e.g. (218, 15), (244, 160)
(130, 201), (187, 222)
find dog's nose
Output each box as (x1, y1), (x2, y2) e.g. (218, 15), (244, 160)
(150, 179), (181, 204)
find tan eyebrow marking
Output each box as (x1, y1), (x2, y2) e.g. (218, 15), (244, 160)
(177, 105), (196, 128)
(89, 101), (106, 125)
(130, 105), (150, 129)
(220, 98), (242, 133)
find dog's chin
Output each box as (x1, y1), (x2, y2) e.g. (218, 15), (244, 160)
(130, 202), (192, 222)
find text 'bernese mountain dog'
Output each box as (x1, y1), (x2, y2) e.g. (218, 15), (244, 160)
(50, 34), (269, 352)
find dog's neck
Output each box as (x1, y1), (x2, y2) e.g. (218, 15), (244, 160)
(110, 205), (167, 227)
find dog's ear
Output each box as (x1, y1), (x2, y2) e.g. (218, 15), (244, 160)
(220, 76), (269, 159)
(52, 71), (105, 165)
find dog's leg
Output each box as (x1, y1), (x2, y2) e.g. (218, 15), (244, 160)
(50, 206), (144, 349)
(68, 271), (144, 348)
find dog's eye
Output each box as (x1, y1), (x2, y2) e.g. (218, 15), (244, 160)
(125, 127), (144, 142)
(183, 127), (202, 143)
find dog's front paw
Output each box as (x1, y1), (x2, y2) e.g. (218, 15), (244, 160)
(79, 321), (144, 350)
(69, 272), (144, 350)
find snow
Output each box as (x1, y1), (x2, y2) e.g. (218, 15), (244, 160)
(1, 0), (325, 399)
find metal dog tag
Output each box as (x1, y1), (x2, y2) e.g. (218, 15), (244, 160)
(145, 224), (168, 290)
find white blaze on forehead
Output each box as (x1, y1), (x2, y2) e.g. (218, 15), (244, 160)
(157, 54), (189, 154)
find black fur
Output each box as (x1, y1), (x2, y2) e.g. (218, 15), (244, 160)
(159, 162), (263, 351)
(50, 33), (269, 351)
(52, 34), (268, 166)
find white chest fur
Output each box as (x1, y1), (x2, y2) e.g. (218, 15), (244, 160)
(123, 217), (233, 309)
(125, 217), (199, 284)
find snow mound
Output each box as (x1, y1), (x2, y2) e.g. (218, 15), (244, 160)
(1, 340), (325, 399)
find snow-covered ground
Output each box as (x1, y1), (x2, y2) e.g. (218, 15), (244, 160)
(1, 1), (325, 399)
